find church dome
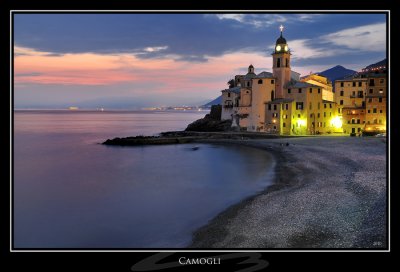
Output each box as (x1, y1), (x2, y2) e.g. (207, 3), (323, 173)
(276, 34), (287, 45)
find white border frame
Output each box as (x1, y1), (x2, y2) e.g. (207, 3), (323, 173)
(10, 10), (391, 253)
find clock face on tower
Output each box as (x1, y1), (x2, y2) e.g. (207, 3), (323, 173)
(276, 45), (281, 52)
(284, 45), (288, 52)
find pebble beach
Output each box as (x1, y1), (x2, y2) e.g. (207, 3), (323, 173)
(190, 136), (387, 249)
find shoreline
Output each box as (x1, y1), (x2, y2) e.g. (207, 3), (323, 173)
(189, 137), (387, 248)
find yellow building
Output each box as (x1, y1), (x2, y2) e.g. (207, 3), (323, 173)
(220, 25), (386, 136)
(334, 68), (387, 135)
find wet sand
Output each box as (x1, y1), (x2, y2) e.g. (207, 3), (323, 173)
(190, 136), (387, 249)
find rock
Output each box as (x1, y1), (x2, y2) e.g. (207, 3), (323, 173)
(185, 105), (233, 132)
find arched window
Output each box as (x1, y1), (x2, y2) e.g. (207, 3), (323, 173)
(271, 90), (275, 101)
(258, 79), (263, 84)
(277, 58), (281, 68)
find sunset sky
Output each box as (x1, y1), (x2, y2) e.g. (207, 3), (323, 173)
(13, 13), (386, 109)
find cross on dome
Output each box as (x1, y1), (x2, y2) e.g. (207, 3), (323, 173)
(279, 25), (284, 33)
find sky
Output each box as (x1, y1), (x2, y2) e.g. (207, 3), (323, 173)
(13, 13), (387, 109)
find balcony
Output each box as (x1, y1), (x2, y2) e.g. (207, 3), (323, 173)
(350, 94), (364, 98)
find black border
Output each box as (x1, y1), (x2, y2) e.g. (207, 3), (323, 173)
(4, 1), (396, 271)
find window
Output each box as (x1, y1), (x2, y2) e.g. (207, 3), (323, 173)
(368, 98), (372, 103)
(348, 120), (350, 124)
(288, 88), (291, 94)
(324, 112), (326, 117)
(368, 109), (370, 113)
(317, 113), (320, 118)
(353, 82), (356, 87)
(352, 91), (356, 96)
(277, 58), (281, 68)
(369, 79), (375, 86)
(309, 88), (312, 93)
(379, 119), (382, 124)
(379, 89), (383, 94)
(268, 104), (271, 110)
(298, 114), (301, 118)
(357, 119), (361, 124)
(351, 118), (355, 124)
(299, 88), (302, 93)
(358, 82), (362, 87)
(296, 102), (303, 110)
(310, 114), (313, 118)
(286, 58), (289, 67)
(318, 102), (320, 110)
(271, 91), (275, 101)
(228, 92), (231, 97)
(283, 122), (286, 127)
(340, 90), (344, 96)
(330, 112), (332, 117)
(273, 126), (277, 129)
(379, 97), (383, 103)
(358, 91), (363, 98)
(369, 89), (373, 94)
(273, 104), (277, 110)
(380, 79), (384, 84)
(329, 104), (332, 109)
(271, 79), (274, 84)
(247, 82), (250, 87)
(324, 104), (327, 109)
(272, 113), (278, 118)
(340, 82), (344, 87)
(380, 110), (383, 113)
(373, 108), (377, 113)
(338, 108), (341, 114)
(258, 79), (263, 84)
(285, 104), (288, 110)
(340, 100), (343, 105)
(309, 102), (312, 110)
(318, 88), (321, 94)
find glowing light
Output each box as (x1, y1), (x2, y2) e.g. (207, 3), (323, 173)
(330, 116), (342, 128)
(297, 119), (306, 126)
(272, 119), (277, 123)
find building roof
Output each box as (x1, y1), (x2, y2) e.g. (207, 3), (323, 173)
(255, 71), (274, 78)
(244, 72), (257, 80)
(265, 98), (294, 104)
(285, 81), (320, 89)
(221, 86), (241, 94)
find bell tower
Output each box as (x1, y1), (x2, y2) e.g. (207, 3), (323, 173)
(272, 25), (291, 99)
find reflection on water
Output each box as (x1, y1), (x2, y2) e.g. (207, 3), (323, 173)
(14, 110), (275, 248)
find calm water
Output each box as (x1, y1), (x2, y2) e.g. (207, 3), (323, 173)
(13, 110), (275, 248)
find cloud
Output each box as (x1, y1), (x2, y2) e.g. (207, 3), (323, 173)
(287, 39), (348, 59)
(213, 14), (287, 28)
(322, 23), (386, 52)
(143, 46), (168, 53)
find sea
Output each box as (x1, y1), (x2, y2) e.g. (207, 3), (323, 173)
(13, 110), (275, 248)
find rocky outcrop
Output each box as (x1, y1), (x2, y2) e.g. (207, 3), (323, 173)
(185, 105), (232, 132)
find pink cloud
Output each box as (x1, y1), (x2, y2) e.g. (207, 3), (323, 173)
(14, 46), (274, 95)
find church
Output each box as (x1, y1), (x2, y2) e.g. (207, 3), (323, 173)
(221, 26), (340, 135)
